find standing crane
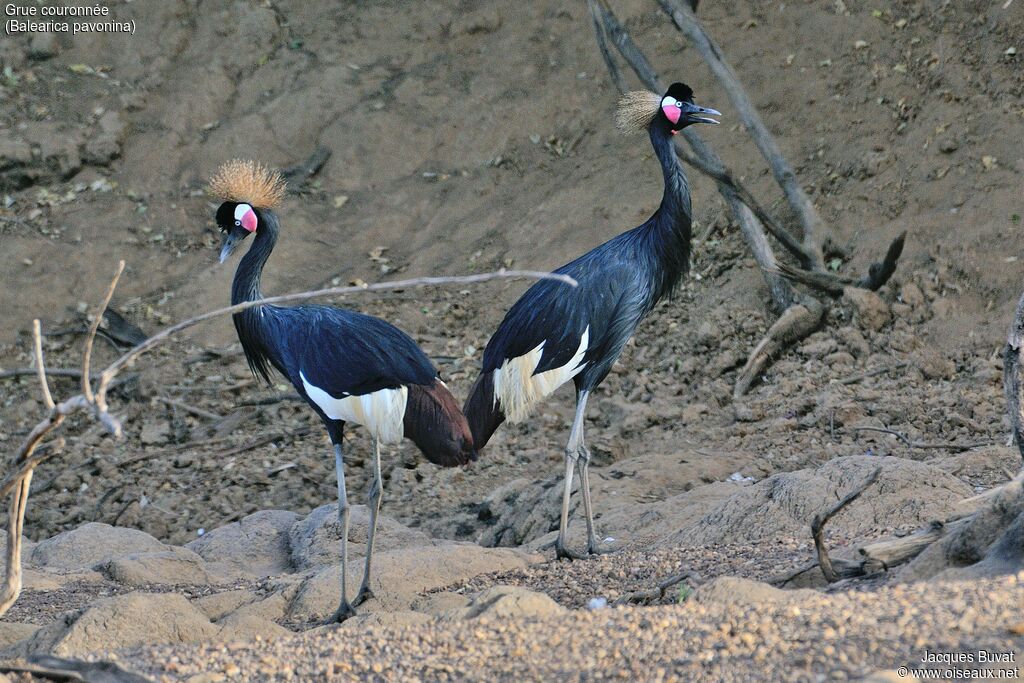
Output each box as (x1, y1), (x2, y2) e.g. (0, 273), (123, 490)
(210, 160), (476, 621)
(464, 83), (719, 559)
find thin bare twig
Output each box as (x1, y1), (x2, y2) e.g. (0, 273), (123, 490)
(852, 426), (912, 447)
(31, 320), (54, 410)
(812, 467), (881, 583)
(81, 260), (125, 403)
(836, 361), (910, 386)
(156, 397), (223, 422)
(94, 269), (576, 411)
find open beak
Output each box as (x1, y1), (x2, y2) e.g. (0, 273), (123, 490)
(219, 232), (242, 264)
(681, 101), (721, 125)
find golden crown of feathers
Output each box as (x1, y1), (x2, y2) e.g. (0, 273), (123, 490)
(207, 159), (287, 209)
(615, 90), (662, 134)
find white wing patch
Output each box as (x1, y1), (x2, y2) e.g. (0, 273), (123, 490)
(300, 371), (408, 444)
(493, 326), (589, 423)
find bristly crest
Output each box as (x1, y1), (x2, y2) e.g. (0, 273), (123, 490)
(208, 159), (287, 210)
(615, 90), (662, 134)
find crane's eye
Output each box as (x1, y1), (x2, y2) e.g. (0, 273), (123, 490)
(234, 220), (241, 226)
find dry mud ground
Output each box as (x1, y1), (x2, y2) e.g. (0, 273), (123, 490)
(0, 0), (1023, 680)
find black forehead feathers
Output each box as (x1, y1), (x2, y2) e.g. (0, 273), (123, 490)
(215, 201), (239, 227)
(665, 82), (694, 103)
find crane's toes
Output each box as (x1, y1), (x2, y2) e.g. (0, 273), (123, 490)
(324, 602), (358, 625)
(586, 545), (616, 557)
(555, 545), (587, 561)
(351, 588), (375, 607)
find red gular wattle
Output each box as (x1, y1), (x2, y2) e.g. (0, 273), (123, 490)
(240, 208), (258, 232)
(662, 104), (681, 125)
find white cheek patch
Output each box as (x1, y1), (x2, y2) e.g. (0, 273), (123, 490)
(234, 203), (252, 222)
(661, 96), (679, 109)
(300, 371), (408, 444)
(493, 326), (590, 423)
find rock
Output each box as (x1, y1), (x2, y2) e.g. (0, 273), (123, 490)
(0, 622), (39, 650)
(228, 593), (287, 623)
(836, 326), (870, 357)
(289, 504), (432, 571)
(27, 32), (59, 60)
(668, 456), (973, 545)
(409, 591), (471, 616)
(914, 348), (955, 380)
(31, 523), (168, 571)
(460, 586), (565, 620)
(214, 612), (292, 641)
(13, 592), (216, 657)
(187, 509), (299, 576)
(139, 419), (170, 445)
(287, 543), (535, 621)
(937, 137), (958, 154)
(899, 283), (925, 308)
(194, 590), (258, 621)
(101, 547), (243, 586)
(21, 121), (83, 178)
(843, 288), (890, 332)
(452, 7), (502, 34)
(337, 610), (433, 632)
(83, 111), (126, 165)
(691, 576), (817, 606)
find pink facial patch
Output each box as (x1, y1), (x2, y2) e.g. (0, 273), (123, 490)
(234, 203), (257, 233)
(662, 104), (681, 125)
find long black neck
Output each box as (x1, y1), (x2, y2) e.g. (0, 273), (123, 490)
(645, 121), (693, 302)
(231, 209), (280, 383)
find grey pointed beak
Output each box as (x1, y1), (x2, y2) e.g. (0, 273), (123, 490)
(219, 233), (241, 264)
(681, 102), (721, 125)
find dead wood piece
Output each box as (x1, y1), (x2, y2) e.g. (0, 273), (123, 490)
(282, 146), (332, 190)
(812, 467), (881, 583)
(857, 522), (945, 573)
(733, 298), (825, 397)
(773, 232), (907, 297)
(613, 568), (704, 605)
(835, 362), (910, 385)
(156, 397), (223, 422)
(1004, 285), (1024, 462)
(656, 0), (826, 268)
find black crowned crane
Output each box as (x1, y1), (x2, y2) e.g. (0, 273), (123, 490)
(464, 83), (719, 559)
(210, 160), (476, 621)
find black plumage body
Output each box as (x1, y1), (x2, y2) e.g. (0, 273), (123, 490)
(466, 121), (692, 448)
(229, 210), (474, 466)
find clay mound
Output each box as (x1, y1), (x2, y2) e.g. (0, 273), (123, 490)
(666, 456), (973, 545)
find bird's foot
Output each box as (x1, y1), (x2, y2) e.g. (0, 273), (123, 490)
(555, 545), (588, 561)
(586, 544), (615, 557)
(351, 587), (375, 607)
(324, 601), (357, 624)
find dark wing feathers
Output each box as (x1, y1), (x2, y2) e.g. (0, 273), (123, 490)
(481, 238), (651, 379)
(273, 305), (437, 397)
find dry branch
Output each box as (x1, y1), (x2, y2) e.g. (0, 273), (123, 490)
(656, 0), (826, 268)
(1004, 286), (1024, 462)
(613, 567), (704, 605)
(772, 232), (907, 297)
(811, 467), (881, 583)
(733, 298), (825, 398)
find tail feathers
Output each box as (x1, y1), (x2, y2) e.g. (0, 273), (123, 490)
(463, 372), (505, 451)
(404, 379), (477, 467)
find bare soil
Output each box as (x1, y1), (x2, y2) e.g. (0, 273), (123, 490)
(0, 0), (1022, 679)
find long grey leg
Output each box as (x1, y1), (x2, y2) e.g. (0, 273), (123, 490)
(555, 391), (589, 560)
(329, 443), (356, 622)
(576, 432), (606, 555)
(353, 438), (383, 606)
